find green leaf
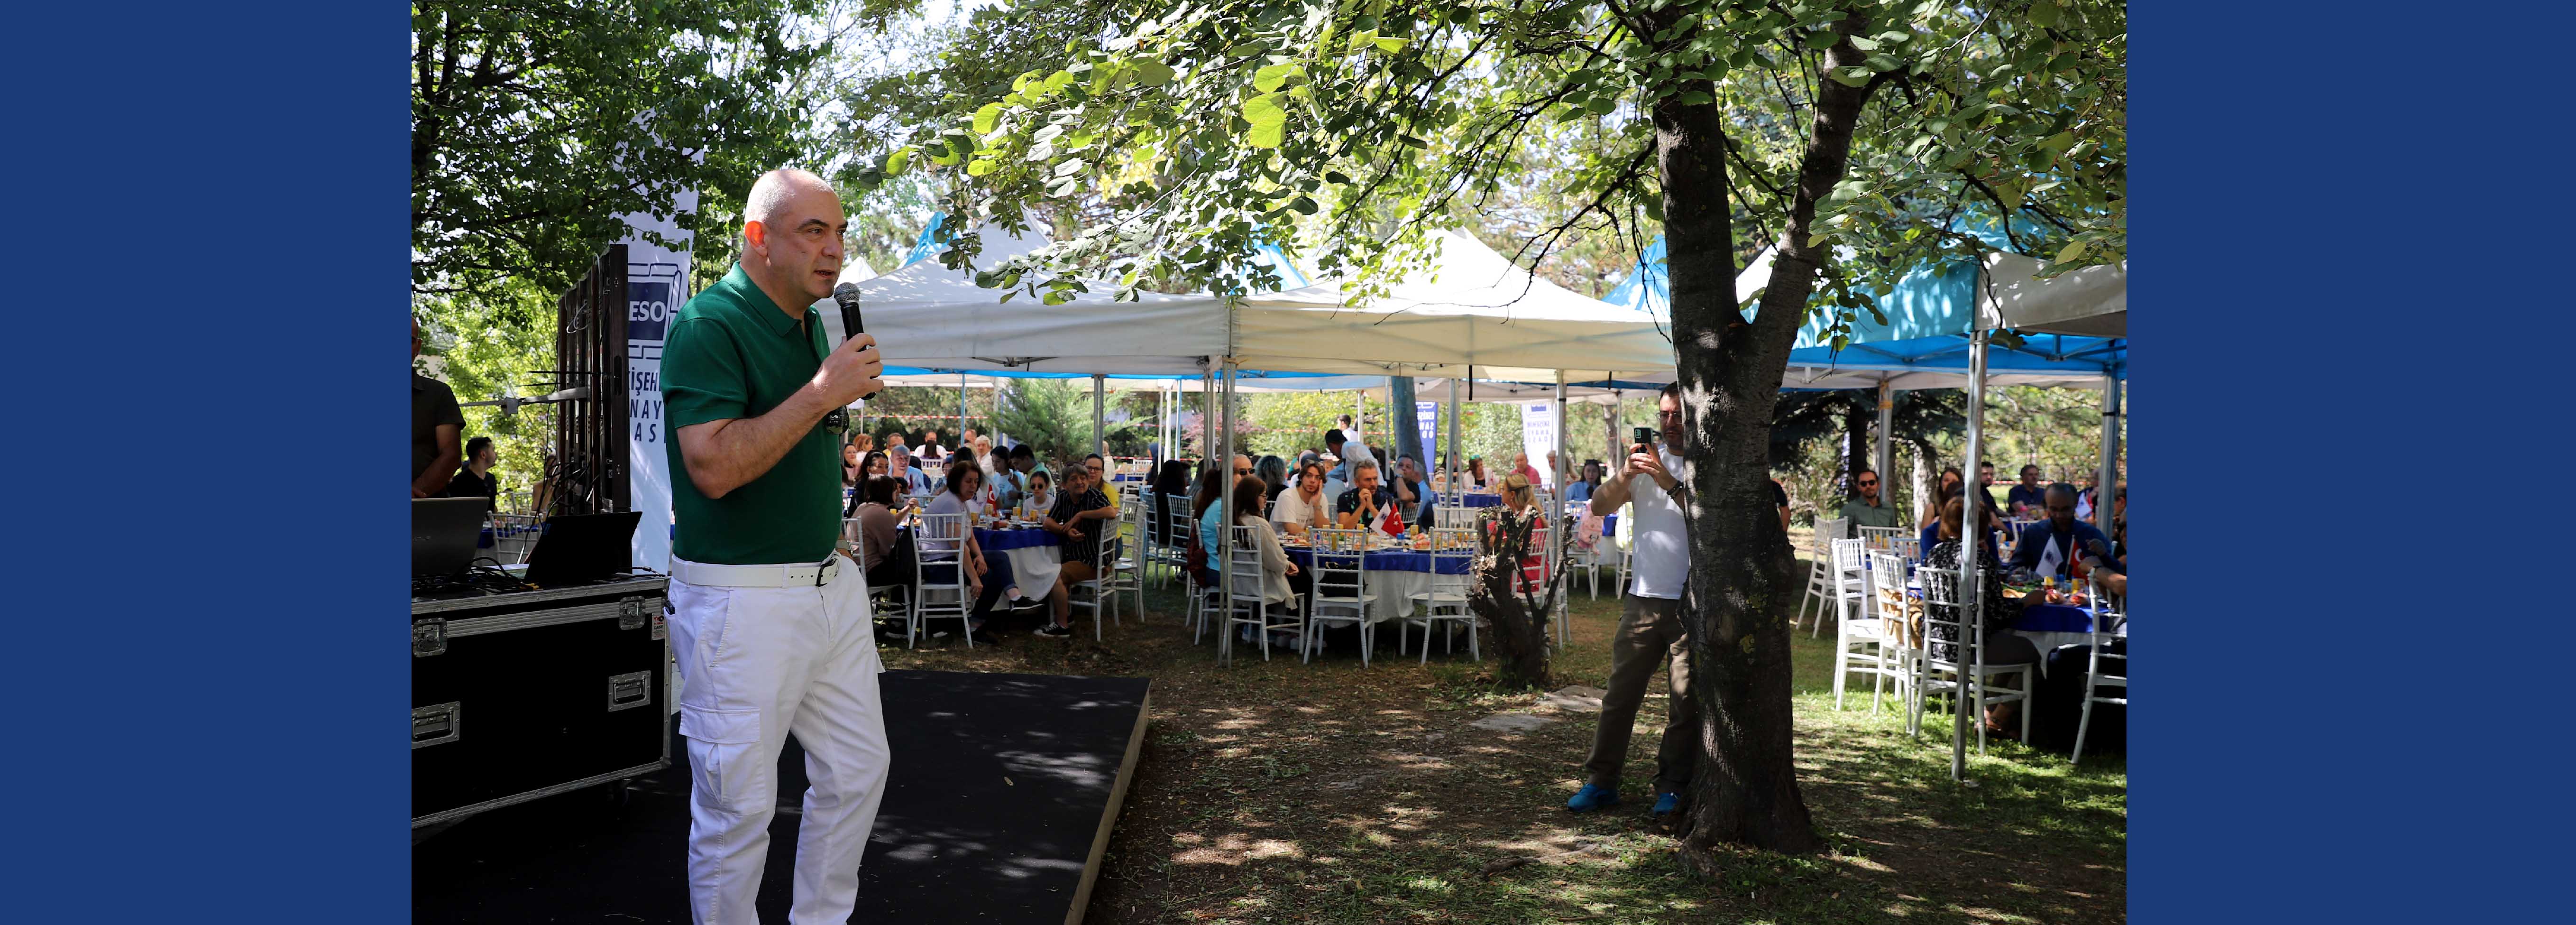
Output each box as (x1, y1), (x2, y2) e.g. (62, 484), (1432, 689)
(2029, 1), (2062, 28)
(1374, 37), (1408, 53)
(2054, 240), (2089, 264)
(1677, 91), (1712, 105)
(1325, 170), (1352, 185)
(1846, 36), (1879, 51)
(1242, 93), (1286, 125)
(967, 158), (998, 177)
(884, 148), (912, 177)
(1807, 231), (1833, 247)
(1805, 30), (1841, 51)
(1827, 66), (1872, 87)
(1288, 195), (1318, 215)
(1135, 59), (1176, 86)
(1254, 62), (1303, 92)
(972, 103), (1004, 135)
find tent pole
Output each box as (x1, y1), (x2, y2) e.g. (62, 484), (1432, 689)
(1876, 377), (1895, 505)
(1604, 372), (1623, 465)
(2095, 372), (2121, 539)
(957, 372), (968, 450)
(1219, 361), (1238, 665)
(1092, 374), (1106, 462)
(1955, 329), (1989, 783)
(1446, 375), (1462, 495)
(1554, 370), (1569, 646)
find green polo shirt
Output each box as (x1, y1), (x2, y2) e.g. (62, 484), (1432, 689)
(661, 264), (840, 565)
(1838, 498), (1903, 530)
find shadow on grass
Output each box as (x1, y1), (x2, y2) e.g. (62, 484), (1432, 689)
(881, 547), (2125, 925)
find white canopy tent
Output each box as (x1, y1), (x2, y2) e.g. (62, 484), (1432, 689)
(836, 224), (1689, 659)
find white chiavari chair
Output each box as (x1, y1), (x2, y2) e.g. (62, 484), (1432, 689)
(1401, 527), (1476, 663)
(1909, 565), (2035, 751)
(1303, 528), (1376, 666)
(909, 511), (974, 648)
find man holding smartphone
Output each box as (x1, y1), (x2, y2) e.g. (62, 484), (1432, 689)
(1566, 384), (1695, 818)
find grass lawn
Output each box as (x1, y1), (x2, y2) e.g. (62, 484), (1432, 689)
(879, 538), (2126, 924)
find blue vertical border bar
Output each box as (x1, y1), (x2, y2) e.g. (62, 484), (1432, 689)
(2142, 1), (2565, 922)
(0, 3), (408, 922)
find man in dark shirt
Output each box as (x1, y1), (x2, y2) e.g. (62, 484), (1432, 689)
(412, 321), (463, 498)
(2006, 464), (2047, 515)
(446, 436), (501, 510)
(2009, 483), (2110, 580)
(1975, 461), (2008, 524)
(1333, 458), (1399, 531)
(1039, 464), (1118, 638)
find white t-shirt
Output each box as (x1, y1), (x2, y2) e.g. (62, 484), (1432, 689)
(1272, 486), (1325, 530)
(1624, 446), (1690, 600)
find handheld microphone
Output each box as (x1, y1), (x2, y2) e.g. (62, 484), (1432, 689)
(832, 282), (878, 403)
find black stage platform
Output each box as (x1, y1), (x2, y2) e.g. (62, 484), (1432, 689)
(414, 670), (1151, 924)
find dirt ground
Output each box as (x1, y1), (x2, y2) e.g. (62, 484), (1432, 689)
(879, 543), (2126, 925)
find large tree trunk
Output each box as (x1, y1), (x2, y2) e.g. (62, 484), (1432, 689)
(1654, 9), (1884, 866)
(1389, 376), (1425, 472)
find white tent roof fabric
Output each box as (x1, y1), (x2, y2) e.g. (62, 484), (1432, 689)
(828, 224), (1226, 377)
(1977, 253), (2127, 337)
(1195, 231), (1678, 381)
(843, 226), (1681, 382)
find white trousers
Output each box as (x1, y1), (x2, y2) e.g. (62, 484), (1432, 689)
(669, 555), (890, 925)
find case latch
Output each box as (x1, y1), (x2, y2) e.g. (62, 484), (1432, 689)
(412, 619), (447, 657)
(413, 702), (460, 749)
(619, 596), (649, 631)
(606, 671), (653, 712)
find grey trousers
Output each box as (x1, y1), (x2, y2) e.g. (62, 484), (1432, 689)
(1580, 593), (1698, 795)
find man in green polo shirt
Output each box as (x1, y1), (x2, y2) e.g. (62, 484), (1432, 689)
(658, 167), (888, 925)
(1836, 468), (1902, 536)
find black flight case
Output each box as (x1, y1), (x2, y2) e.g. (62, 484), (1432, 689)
(411, 577), (672, 827)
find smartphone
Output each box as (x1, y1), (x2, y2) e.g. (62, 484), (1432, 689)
(1631, 426), (1655, 449)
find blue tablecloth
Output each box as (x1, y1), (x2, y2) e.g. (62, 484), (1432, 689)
(2012, 603), (2096, 633)
(1458, 493), (1502, 509)
(1283, 546), (1473, 575)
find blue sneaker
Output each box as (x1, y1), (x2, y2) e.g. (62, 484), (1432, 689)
(1565, 783), (1620, 813)
(1651, 791), (1679, 815)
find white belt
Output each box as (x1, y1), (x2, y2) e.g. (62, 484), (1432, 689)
(671, 556), (842, 588)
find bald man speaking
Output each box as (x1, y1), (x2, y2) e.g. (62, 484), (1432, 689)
(660, 168), (889, 925)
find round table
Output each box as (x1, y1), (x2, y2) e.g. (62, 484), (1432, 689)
(1282, 544), (1472, 624)
(1458, 493), (1502, 509)
(905, 523), (1064, 601)
(1888, 567), (2118, 677)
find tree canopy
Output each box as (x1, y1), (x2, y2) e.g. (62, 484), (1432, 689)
(410, 0), (915, 295)
(854, 0), (2125, 864)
